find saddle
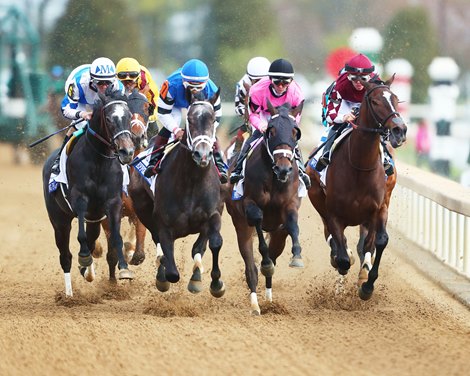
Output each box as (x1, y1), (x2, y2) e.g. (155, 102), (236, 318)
(65, 127), (85, 156)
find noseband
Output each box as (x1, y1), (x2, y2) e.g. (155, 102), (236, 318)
(86, 100), (133, 160)
(184, 101), (216, 151)
(356, 85), (401, 136)
(264, 113), (297, 165)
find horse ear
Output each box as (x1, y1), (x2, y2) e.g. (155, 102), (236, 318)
(385, 73), (395, 87)
(290, 100), (304, 118)
(209, 87), (221, 106)
(266, 99), (277, 116)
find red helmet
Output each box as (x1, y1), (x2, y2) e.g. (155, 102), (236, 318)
(345, 54), (375, 74)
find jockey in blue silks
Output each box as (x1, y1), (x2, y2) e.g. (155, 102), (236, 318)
(144, 59), (228, 183)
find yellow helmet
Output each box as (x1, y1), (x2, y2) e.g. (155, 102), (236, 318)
(116, 57), (141, 81)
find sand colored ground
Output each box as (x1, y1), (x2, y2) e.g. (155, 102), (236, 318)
(0, 143), (469, 376)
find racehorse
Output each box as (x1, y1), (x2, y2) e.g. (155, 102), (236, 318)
(96, 89), (150, 266)
(225, 101), (303, 315)
(42, 89), (135, 297)
(129, 90), (225, 297)
(305, 78), (407, 300)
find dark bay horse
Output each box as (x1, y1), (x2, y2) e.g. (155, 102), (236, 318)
(129, 90), (225, 297)
(42, 90), (135, 297)
(96, 90), (150, 266)
(225, 101), (303, 315)
(305, 78), (407, 300)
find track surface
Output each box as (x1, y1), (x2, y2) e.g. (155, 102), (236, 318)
(0, 144), (469, 376)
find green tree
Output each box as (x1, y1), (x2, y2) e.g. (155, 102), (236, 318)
(381, 7), (438, 103)
(46, 0), (144, 72)
(203, 0), (283, 101)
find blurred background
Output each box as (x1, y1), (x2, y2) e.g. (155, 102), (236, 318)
(1, 0), (469, 184)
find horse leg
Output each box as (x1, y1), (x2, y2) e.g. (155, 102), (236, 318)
(52, 218), (73, 296)
(265, 228), (288, 302)
(79, 222), (100, 282)
(188, 233), (208, 294)
(327, 219), (351, 275)
(207, 213), (225, 298)
(285, 206), (303, 268)
(357, 223), (374, 287)
(129, 215), (146, 265)
(245, 202), (274, 278)
(158, 229), (179, 284)
(107, 200), (133, 280)
(359, 211), (389, 300)
(75, 197), (93, 269)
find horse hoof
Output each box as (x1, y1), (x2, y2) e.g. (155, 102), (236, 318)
(188, 280), (203, 294)
(79, 264), (95, 282)
(289, 255), (304, 268)
(78, 254), (93, 267)
(156, 280), (170, 292)
(260, 262), (275, 277)
(338, 268), (349, 276)
(330, 256), (338, 269)
(210, 281), (226, 298)
(347, 248), (355, 266)
(93, 242), (104, 258)
(251, 308), (261, 316)
(358, 284), (373, 300)
(118, 268), (134, 280)
(357, 268), (369, 287)
(130, 251), (145, 266)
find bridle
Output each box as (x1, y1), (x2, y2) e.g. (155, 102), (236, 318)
(86, 100), (133, 162)
(264, 113), (298, 165)
(183, 101), (216, 151)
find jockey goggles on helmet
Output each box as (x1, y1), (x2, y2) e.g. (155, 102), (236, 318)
(117, 71), (140, 81)
(183, 80), (207, 91)
(93, 79), (112, 86)
(347, 74), (371, 83)
(271, 76), (293, 86)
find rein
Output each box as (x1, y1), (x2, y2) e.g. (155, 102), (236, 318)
(86, 100), (132, 161)
(185, 101), (216, 151)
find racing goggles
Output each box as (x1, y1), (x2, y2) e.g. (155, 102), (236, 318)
(117, 71), (140, 81)
(183, 80), (207, 91)
(94, 80), (112, 86)
(347, 74), (371, 83)
(271, 77), (293, 86)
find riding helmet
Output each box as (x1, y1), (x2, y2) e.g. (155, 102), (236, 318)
(247, 57), (271, 80)
(90, 57), (116, 80)
(116, 57), (141, 78)
(268, 59), (295, 78)
(345, 54), (375, 74)
(181, 59), (209, 83)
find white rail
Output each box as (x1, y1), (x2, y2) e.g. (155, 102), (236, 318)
(389, 162), (470, 279)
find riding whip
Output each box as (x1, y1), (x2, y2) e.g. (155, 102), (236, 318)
(29, 118), (85, 148)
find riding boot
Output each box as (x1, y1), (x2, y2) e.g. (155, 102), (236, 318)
(229, 131), (258, 184)
(144, 134), (169, 177)
(294, 147), (311, 189)
(315, 127), (337, 172)
(213, 139), (228, 184)
(381, 139), (395, 176)
(51, 134), (71, 175)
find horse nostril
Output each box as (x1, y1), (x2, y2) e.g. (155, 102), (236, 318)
(193, 151), (201, 160)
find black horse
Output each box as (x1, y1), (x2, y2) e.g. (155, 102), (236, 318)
(305, 78), (407, 300)
(129, 90), (225, 297)
(225, 101), (303, 315)
(42, 90), (135, 297)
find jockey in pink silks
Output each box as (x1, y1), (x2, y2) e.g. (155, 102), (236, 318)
(229, 58), (310, 188)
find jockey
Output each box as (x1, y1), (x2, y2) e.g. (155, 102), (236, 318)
(144, 58), (228, 183)
(315, 53), (394, 175)
(116, 57), (159, 125)
(51, 57), (123, 175)
(234, 56), (271, 118)
(229, 58), (311, 189)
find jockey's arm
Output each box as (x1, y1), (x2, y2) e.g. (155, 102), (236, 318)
(157, 92), (180, 134)
(234, 82), (247, 117)
(213, 92), (222, 129)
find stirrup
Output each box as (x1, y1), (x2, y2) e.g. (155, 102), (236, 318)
(315, 156), (329, 172)
(219, 172), (228, 184)
(144, 164), (157, 178)
(230, 171), (243, 184)
(300, 173), (311, 189)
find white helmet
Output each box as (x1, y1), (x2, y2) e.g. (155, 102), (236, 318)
(246, 57), (270, 80)
(90, 57), (116, 81)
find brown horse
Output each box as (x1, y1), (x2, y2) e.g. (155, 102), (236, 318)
(129, 90), (225, 297)
(95, 90), (150, 266)
(305, 78), (407, 300)
(225, 101), (303, 315)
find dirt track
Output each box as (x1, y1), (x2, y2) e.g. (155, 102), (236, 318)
(1, 143), (469, 376)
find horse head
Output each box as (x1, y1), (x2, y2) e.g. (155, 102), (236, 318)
(361, 77), (407, 148)
(265, 100), (303, 183)
(184, 89), (219, 168)
(127, 89), (150, 151)
(94, 90), (135, 164)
